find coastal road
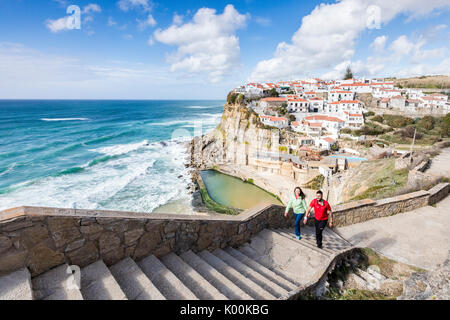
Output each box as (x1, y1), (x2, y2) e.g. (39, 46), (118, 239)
(335, 196), (450, 271)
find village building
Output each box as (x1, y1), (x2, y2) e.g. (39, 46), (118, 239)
(260, 115), (289, 129)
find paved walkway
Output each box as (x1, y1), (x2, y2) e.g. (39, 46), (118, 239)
(426, 147), (450, 177)
(336, 196), (450, 271)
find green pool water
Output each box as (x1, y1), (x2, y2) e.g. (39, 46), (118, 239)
(200, 170), (283, 210)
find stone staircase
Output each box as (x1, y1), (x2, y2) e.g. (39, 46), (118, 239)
(0, 227), (354, 300)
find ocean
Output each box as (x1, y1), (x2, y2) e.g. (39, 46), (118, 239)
(0, 100), (224, 213)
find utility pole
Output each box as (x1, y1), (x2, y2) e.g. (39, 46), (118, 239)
(409, 127), (417, 164)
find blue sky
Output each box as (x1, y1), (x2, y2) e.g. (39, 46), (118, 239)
(0, 0), (449, 99)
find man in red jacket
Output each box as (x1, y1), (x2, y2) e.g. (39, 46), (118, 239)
(304, 190), (333, 249)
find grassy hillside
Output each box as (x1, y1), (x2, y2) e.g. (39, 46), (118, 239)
(386, 75), (450, 89)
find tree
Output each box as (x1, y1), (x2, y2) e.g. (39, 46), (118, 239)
(344, 65), (353, 80)
(268, 88), (279, 97)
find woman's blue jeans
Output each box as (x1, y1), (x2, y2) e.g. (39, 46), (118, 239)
(294, 213), (305, 237)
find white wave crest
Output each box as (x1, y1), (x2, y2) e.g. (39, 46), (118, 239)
(91, 140), (149, 156)
(41, 118), (90, 121)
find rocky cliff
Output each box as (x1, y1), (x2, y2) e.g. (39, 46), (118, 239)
(190, 102), (299, 170)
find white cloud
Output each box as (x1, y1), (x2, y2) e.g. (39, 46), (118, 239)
(153, 4), (248, 83)
(389, 35), (415, 56)
(117, 0), (152, 12)
(370, 35), (387, 52)
(172, 13), (183, 25)
(83, 4), (101, 14)
(250, 0), (450, 81)
(147, 36), (155, 46)
(254, 16), (271, 27)
(108, 17), (117, 26)
(46, 3), (101, 33)
(0, 42), (235, 99)
(137, 14), (157, 31)
(46, 16), (72, 33)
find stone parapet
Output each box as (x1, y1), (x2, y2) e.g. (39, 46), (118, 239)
(0, 183), (448, 277)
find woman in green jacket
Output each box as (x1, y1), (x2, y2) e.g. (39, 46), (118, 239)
(284, 187), (308, 240)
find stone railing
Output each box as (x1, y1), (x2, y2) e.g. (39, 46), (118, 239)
(0, 203), (291, 277)
(0, 182), (448, 277)
(332, 183), (449, 226)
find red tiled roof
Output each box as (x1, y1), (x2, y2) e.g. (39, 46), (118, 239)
(261, 97), (287, 102)
(260, 115), (288, 121)
(304, 115), (345, 123)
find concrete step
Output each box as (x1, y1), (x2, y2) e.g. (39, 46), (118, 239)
(213, 248), (289, 299)
(249, 230), (332, 286)
(109, 257), (165, 300)
(80, 260), (127, 300)
(279, 227), (338, 255)
(273, 229), (333, 257)
(138, 255), (198, 300)
(0, 268), (33, 300)
(225, 247), (298, 292)
(277, 229), (338, 256)
(179, 250), (253, 300)
(199, 250), (276, 300)
(238, 243), (300, 286)
(32, 264), (83, 300)
(161, 253), (227, 300)
(279, 227), (349, 254)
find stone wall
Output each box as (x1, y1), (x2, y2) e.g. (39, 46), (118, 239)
(428, 183), (450, 205)
(0, 182), (448, 277)
(0, 204), (291, 277)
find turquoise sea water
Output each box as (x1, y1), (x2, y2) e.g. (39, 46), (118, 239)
(0, 100), (224, 212)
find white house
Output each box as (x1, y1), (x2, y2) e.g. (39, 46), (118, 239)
(308, 97), (324, 112)
(328, 91), (355, 102)
(315, 136), (337, 150)
(338, 82), (372, 93)
(288, 98), (309, 113)
(260, 97), (287, 108)
(344, 112), (364, 128)
(303, 115), (345, 134)
(291, 121), (323, 136)
(260, 115), (289, 129)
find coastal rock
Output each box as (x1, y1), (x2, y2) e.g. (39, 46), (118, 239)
(398, 257), (450, 300)
(0, 236), (12, 254)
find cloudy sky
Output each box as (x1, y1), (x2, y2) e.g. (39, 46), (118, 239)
(0, 0), (449, 99)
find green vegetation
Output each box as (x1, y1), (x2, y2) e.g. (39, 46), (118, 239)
(226, 92), (245, 105)
(349, 160), (409, 201)
(197, 176), (241, 215)
(278, 145), (288, 152)
(362, 113), (450, 146)
(268, 88), (279, 97)
(305, 174), (325, 190)
(324, 248), (423, 300)
(344, 65), (353, 80)
(363, 111), (375, 117)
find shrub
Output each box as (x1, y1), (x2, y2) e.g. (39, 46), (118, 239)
(384, 115), (414, 128)
(364, 111), (375, 117)
(372, 115), (384, 123)
(400, 126), (423, 139)
(417, 116), (435, 131)
(340, 128), (352, 134)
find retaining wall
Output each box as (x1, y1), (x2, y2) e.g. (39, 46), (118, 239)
(0, 183), (448, 277)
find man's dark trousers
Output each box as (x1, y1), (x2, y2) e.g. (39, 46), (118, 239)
(314, 218), (328, 247)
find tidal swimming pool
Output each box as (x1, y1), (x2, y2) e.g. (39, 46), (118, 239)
(200, 170), (283, 210)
